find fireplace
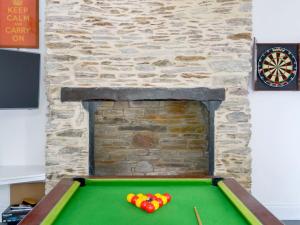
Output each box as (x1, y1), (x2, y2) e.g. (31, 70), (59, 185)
(45, 0), (252, 191)
(61, 87), (225, 176)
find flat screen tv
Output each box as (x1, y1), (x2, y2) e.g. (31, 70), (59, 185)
(0, 49), (40, 109)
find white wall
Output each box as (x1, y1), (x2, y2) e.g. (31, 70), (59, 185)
(0, 0), (46, 166)
(251, 0), (300, 220)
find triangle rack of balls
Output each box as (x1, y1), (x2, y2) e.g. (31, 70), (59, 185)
(126, 193), (172, 213)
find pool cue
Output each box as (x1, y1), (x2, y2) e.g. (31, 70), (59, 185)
(194, 206), (203, 225)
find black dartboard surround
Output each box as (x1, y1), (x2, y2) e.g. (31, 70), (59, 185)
(255, 44), (299, 90)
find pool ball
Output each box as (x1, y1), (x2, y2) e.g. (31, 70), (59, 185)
(137, 193), (144, 198)
(163, 193), (172, 202)
(161, 196), (168, 205)
(145, 203), (155, 213)
(146, 193), (154, 199)
(156, 198), (163, 207)
(141, 195), (148, 201)
(135, 198), (143, 208)
(141, 201), (148, 210)
(151, 200), (160, 210)
(151, 196), (158, 201)
(127, 193), (135, 203)
(154, 193), (162, 198)
(131, 196), (139, 205)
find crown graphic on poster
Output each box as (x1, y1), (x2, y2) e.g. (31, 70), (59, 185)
(12, 0), (23, 6)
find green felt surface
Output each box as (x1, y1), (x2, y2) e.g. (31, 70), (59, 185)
(52, 179), (250, 225)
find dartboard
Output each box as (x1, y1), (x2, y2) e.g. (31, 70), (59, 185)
(257, 47), (297, 87)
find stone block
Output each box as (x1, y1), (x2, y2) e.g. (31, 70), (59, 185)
(119, 125), (167, 132)
(132, 132), (158, 148)
(226, 112), (249, 123)
(135, 161), (154, 173)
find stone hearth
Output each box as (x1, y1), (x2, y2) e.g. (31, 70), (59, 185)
(45, 0), (252, 191)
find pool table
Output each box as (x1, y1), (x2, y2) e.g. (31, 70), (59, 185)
(20, 177), (282, 225)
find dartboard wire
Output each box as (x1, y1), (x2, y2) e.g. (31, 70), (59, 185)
(267, 67), (277, 80)
(263, 61), (276, 76)
(279, 69), (289, 80)
(280, 61), (292, 67)
(275, 68), (280, 82)
(263, 60), (275, 67)
(276, 52), (281, 65)
(265, 57), (276, 66)
(279, 67), (292, 75)
(269, 53), (275, 65)
(279, 66), (287, 80)
(271, 52), (282, 68)
(265, 68), (276, 76)
(264, 70), (275, 77)
(277, 53), (285, 66)
(278, 68), (284, 81)
(278, 55), (291, 67)
(274, 69), (279, 82)
(263, 61), (276, 68)
(264, 66), (276, 77)
(269, 54), (277, 66)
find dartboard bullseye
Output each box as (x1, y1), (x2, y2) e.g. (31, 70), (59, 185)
(257, 47), (297, 87)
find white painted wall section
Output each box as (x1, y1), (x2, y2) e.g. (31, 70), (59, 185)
(0, 0), (46, 166)
(251, 0), (300, 220)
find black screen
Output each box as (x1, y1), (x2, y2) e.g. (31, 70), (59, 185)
(0, 49), (40, 108)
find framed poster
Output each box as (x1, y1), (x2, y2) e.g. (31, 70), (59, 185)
(0, 0), (39, 48)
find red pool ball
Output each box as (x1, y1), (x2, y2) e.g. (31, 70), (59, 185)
(131, 196), (139, 205)
(141, 201), (148, 210)
(156, 198), (163, 207)
(146, 193), (154, 199)
(145, 203), (155, 213)
(163, 193), (172, 202)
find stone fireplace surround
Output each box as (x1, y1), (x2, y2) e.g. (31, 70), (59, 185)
(61, 87), (225, 176)
(45, 0), (252, 191)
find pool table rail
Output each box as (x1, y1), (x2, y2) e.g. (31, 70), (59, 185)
(19, 178), (74, 225)
(223, 178), (283, 225)
(19, 177), (283, 225)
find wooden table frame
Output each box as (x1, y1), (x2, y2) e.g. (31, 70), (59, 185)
(19, 176), (283, 225)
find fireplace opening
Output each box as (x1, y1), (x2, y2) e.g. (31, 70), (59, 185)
(94, 101), (209, 176)
(61, 87), (225, 176)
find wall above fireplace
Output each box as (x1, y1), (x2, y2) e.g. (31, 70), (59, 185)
(45, 0), (252, 191)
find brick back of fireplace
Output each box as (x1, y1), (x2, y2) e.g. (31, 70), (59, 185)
(94, 101), (208, 176)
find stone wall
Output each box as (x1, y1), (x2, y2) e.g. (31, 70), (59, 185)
(45, 0), (252, 190)
(94, 101), (208, 176)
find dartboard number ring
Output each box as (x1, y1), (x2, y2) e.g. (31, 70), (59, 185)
(257, 47), (297, 87)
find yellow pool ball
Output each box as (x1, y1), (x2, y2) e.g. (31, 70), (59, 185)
(141, 196), (148, 201)
(135, 198), (143, 208)
(161, 196), (168, 205)
(154, 193), (162, 198)
(137, 193), (144, 198)
(126, 193), (135, 203)
(151, 200), (160, 210)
